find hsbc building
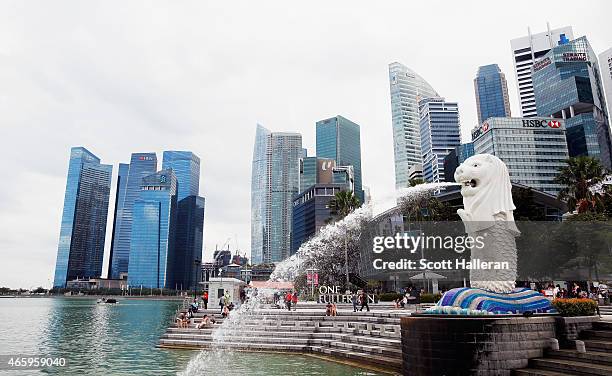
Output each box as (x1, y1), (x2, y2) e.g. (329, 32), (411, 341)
(471, 117), (569, 195)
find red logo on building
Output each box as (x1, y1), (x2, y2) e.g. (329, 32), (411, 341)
(548, 120), (561, 128)
(482, 123), (489, 132)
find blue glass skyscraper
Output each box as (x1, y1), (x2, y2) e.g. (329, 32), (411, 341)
(109, 153), (157, 279)
(251, 124), (302, 264)
(107, 163), (128, 278)
(474, 64), (511, 124)
(162, 151), (200, 201)
(127, 169), (177, 289)
(162, 150), (205, 290)
(418, 98), (461, 183)
(315, 115), (364, 203)
(53, 147), (112, 287)
(532, 36), (612, 169)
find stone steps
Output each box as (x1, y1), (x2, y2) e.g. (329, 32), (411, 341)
(529, 358), (612, 375)
(593, 321), (612, 330)
(581, 329), (612, 340)
(161, 310), (403, 373)
(582, 339), (612, 353)
(547, 349), (612, 366)
(515, 368), (577, 376)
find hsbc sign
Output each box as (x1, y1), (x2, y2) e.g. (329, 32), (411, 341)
(471, 122), (490, 140)
(522, 119), (562, 129)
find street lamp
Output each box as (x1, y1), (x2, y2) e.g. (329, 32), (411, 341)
(194, 260), (201, 299)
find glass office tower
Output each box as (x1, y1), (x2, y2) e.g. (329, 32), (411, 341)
(418, 98), (461, 183)
(388, 62), (439, 189)
(53, 147), (112, 287)
(315, 115), (363, 203)
(108, 153), (157, 279)
(474, 64), (512, 124)
(127, 169), (178, 289)
(163, 150), (205, 290)
(251, 124), (302, 264)
(532, 36), (612, 169)
(162, 151), (200, 201)
(107, 163), (129, 278)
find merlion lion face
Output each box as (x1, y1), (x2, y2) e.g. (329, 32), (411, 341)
(454, 154), (496, 198)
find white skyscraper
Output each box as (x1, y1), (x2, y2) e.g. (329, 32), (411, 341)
(388, 62), (439, 189)
(510, 24), (574, 117)
(600, 47), (612, 120)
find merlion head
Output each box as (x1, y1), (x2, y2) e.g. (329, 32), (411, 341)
(454, 154), (517, 228)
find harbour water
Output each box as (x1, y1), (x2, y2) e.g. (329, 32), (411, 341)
(0, 298), (381, 375)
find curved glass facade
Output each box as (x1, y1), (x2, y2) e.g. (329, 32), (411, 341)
(388, 62), (439, 189)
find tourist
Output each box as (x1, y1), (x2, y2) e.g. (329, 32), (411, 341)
(331, 302), (337, 316)
(202, 291), (209, 310)
(401, 295), (407, 309)
(553, 285), (560, 299)
(222, 304), (230, 318)
(240, 289), (246, 304)
(285, 291), (293, 311)
(219, 296), (224, 313)
(359, 291), (370, 312)
(196, 314), (216, 329)
(351, 293), (358, 312)
(326, 302), (333, 316)
(291, 292), (298, 311)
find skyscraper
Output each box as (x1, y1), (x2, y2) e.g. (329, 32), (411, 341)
(127, 169), (178, 289)
(251, 124), (302, 264)
(108, 153), (157, 279)
(600, 47), (612, 120)
(388, 62), (439, 189)
(474, 64), (511, 124)
(532, 36), (612, 169)
(107, 163), (129, 278)
(418, 98), (461, 183)
(471, 118), (568, 195)
(510, 24), (574, 117)
(315, 115), (363, 203)
(162, 150), (205, 290)
(53, 147), (112, 287)
(162, 151), (200, 201)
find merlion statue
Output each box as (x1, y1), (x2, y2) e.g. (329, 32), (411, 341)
(454, 154), (519, 293)
(425, 153), (555, 315)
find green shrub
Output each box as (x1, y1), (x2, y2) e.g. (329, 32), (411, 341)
(378, 292), (403, 302)
(552, 298), (597, 316)
(420, 293), (442, 303)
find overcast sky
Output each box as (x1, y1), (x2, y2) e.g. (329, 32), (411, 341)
(0, 1), (610, 289)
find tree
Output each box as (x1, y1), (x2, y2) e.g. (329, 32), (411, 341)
(555, 156), (606, 212)
(409, 178), (425, 187)
(328, 190), (361, 220)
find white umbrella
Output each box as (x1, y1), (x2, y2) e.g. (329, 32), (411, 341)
(409, 271), (447, 280)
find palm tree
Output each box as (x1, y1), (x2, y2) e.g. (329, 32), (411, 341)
(327, 190), (360, 289)
(328, 190), (361, 220)
(555, 156), (606, 212)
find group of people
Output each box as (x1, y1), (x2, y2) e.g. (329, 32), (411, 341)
(393, 287), (423, 309)
(350, 290), (370, 312)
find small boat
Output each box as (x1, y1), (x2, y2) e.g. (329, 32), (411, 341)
(97, 298), (118, 304)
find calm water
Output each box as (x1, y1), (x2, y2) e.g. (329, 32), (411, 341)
(0, 298), (381, 375)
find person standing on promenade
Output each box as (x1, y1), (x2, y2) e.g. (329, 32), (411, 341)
(351, 292), (358, 312)
(359, 291), (370, 312)
(202, 291), (208, 310)
(285, 291), (292, 311)
(291, 292), (298, 311)
(219, 296), (224, 313)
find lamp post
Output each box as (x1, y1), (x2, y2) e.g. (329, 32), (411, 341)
(194, 259), (201, 300)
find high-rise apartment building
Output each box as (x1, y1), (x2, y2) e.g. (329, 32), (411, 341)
(510, 25), (574, 117)
(316, 115), (363, 203)
(162, 151), (204, 290)
(127, 169), (178, 289)
(599, 47), (612, 120)
(251, 125), (302, 264)
(532, 36), (612, 169)
(418, 98), (461, 183)
(471, 117), (569, 195)
(108, 153), (157, 279)
(388, 62), (439, 188)
(53, 147), (112, 287)
(474, 64), (511, 124)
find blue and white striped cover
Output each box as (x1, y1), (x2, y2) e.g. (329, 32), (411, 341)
(428, 287), (555, 314)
